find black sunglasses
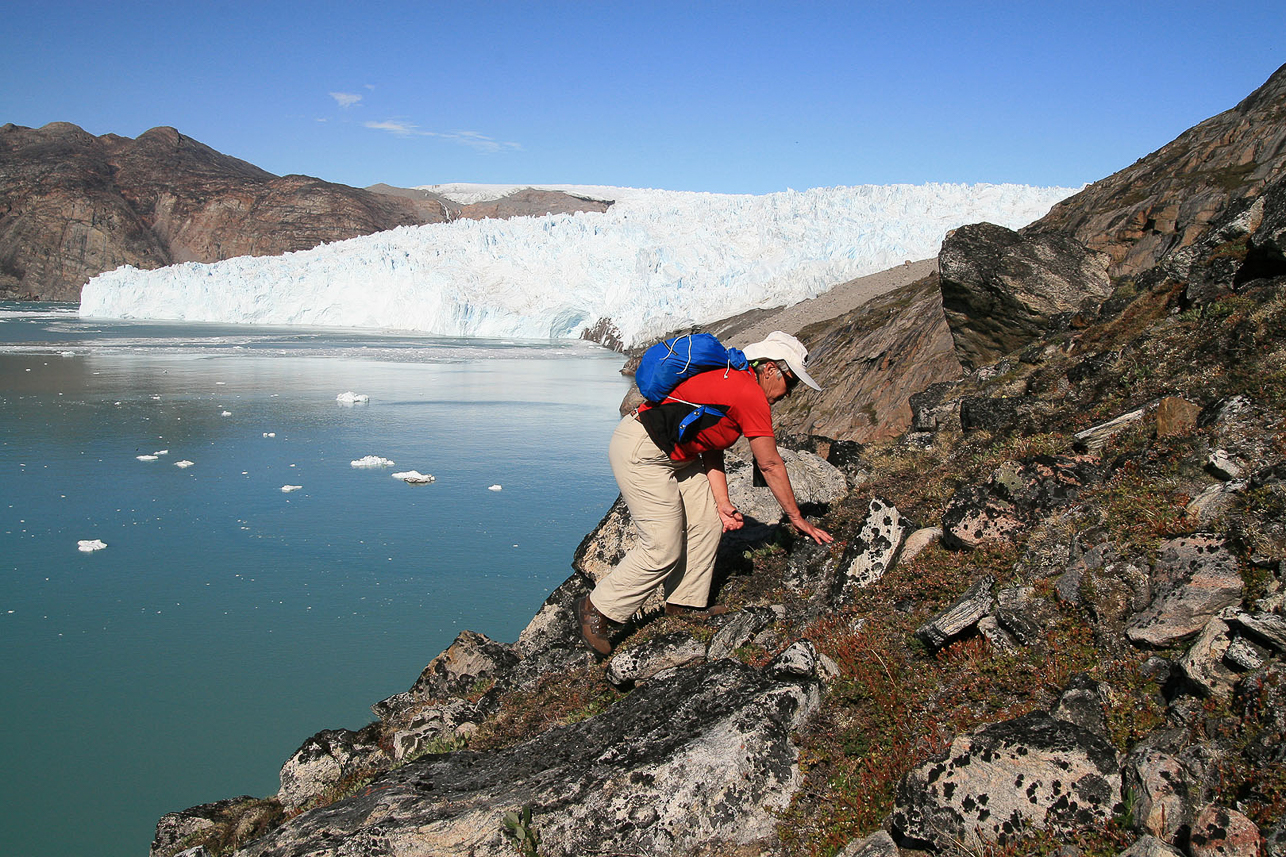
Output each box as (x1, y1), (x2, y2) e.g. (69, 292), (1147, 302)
(779, 363), (801, 393)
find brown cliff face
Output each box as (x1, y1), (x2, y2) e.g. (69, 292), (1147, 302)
(770, 273), (963, 443)
(0, 123), (609, 302)
(1024, 62), (1286, 277)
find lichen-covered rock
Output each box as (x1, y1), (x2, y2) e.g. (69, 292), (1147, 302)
(277, 725), (390, 813)
(1126, 536), (1244, 647)
(1190, 805), (1263, 857)
(831, 497), (906, 597)
(892, 710), (1122, 852)
(900, 526), (942, 564)
(942, 485), (1024, 550)
(607, 631), (707, 687)
(1050, 674), (1110, 738)
(237, 660), (821, 857)
(150, 797), (281, 857)
(1124, 748), (1193, 842)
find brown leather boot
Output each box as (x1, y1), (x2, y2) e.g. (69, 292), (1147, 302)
(576, 595), (618, 656)
(664, 602), (730, 620)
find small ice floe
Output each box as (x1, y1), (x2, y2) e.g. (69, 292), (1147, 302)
(392, 470), (435, 484)
(262, 432), (276, 438)
(77, 539), (107, 552)
(154, 449), (168, 456)
(59, 351), (75, 357)
(336, 391), (370, 406)
(175, 460), (194, 468)
(351, 455), (395, 469)
(221, 411), (232, 417)
(215, 381), (226, 385)
(488, 484), (503, 491)
(136, 454), (159, 462)
(281, 485), (303, 493)
(151, 395), (161, 400)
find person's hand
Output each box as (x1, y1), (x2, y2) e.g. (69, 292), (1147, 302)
(790, 516), (833, 545)
(719, 505), (744, 533)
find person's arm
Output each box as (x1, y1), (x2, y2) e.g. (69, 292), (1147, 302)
(701, 449), (744, 532)
(747, 435), (834, 544)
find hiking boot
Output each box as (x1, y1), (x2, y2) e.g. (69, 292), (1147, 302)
(664, 602), (730, 620)
(577, 595), (618, 656)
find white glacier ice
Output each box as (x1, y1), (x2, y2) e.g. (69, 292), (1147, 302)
(336, 391), (370, 405)
(392, 470), (435, 484)
(281, 485), (302, 493)
(77, 539), (108, 552)
(80, 183), (1078, 348)
(351, 455), (395, 468)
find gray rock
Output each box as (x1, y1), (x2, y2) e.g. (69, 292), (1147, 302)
(977, 614), (1018, 654)
(150, 797), (279, 857)
(1226, 609), (1286, 651)
(387, 697), (485, 762)
(899, 526), (942, 564)
(1185, 482), (1241, 526)
(1179, 617), (1239, 697)
(606, 632), (706, 687)
(706, 606), (777, 661)
(1051, 675), (1110, 738)
(373, 630), (516, 720)
(1124, 749), (1192, 842)
(892, 710), (1122, 852)
(1126, 536), (1244, 647)
(278, 726), (390, 813)
(916, 575), (995, 650)
(765, 640), (823, 681)
(939, 222), (1112, 369)
(833, 497), (907, 597)
(996, 585), (1052, 646)
(837, 829), (899, 857)
(1117, 835), (1185, 857)
(1207, 449), (1246, 480)
(238, 660), (821, 857)
(1074, 407), (1147, 453)
(1224, 636), (1268, 672)
(726, 445), (848, 528)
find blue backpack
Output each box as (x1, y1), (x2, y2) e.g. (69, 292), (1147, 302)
(635, 334), (749, 445)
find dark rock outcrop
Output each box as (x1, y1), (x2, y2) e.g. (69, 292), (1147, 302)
(939, 222), (1112, 369)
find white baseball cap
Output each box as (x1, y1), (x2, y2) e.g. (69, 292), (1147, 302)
(742, 331), (822, 391)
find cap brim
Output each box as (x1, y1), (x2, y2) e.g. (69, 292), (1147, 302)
(784, 358), (822, 391)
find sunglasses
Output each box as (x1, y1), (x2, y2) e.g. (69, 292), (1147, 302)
(779, 363), (801, 393)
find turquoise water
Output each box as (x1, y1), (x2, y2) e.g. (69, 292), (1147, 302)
(0, 304), (629, 857)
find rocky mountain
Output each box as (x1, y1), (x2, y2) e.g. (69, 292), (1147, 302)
(147, 67), (1286, 857)
(0, 123), (608, 301)
(1023, 62), (1286, 278)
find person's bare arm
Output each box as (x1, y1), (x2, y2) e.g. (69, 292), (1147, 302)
(701, 449), (744, 532)
(747, 435), (833, 544)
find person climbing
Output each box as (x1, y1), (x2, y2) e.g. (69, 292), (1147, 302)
(577, 331), (834, 656)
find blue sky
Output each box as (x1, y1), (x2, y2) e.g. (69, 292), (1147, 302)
(2, 1), (1282, 194)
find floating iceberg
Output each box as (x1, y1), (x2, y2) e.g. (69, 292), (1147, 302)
(281, 485), (303, 493)
(352, 455), (395, 468)
(136, 454), (158, 462)
(79, 183), (1077, 348)
(337, 391), (370, 405)
(175, 460), (194, 468)
(77, 539), (107, 552)
(488, 484), (503, 491)
(392, 470), (435, 484)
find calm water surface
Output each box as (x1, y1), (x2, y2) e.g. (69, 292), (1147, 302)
(0, 303), (629, 857)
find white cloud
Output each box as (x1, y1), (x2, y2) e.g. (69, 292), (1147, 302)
(364, 120), (522, 152)
(330, 92), (363, 108)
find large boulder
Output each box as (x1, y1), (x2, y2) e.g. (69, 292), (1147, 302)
(1126, 536), (1244, 648)
(939, 222), (1112, 369)
(892, 709), (1122, 852)
(237, 659), (821, 857)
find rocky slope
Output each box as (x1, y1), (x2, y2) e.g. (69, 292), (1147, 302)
(0, 123), (607, 301)
(147, 68), (1286, 857)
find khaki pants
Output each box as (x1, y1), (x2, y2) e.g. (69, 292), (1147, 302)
(590, 416), (723, 623)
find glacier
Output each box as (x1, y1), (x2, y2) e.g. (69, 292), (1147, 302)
(79, 183), (1078, 348)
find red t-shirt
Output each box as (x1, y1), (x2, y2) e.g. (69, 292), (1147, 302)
(638, 367), (774, 461)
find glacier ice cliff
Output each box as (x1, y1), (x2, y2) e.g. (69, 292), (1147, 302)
(80, 183), (1077, 347)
